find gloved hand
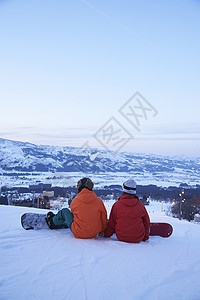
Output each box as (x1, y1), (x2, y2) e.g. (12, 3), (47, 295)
(98, 232), (105, 237)
(143, 235), (149, 241)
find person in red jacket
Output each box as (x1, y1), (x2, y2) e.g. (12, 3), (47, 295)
(104, 179), (150, 243)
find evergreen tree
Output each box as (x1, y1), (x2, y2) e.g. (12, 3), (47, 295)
(171, 195), (200, 221)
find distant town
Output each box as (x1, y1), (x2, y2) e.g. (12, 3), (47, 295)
(1, 183), (200, 222)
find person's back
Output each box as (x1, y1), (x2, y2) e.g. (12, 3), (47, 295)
(104, 179), (150, 243)
(71, 187), (107, 239)
(46, 178), (107, 239)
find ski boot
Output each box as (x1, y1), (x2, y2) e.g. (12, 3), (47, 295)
(46, 212), (62, 229)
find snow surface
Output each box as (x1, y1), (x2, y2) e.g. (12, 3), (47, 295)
(1, 201), (200, 300)
(1, 170), (199, 189)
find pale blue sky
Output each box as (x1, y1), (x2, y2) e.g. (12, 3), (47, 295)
(0, 0), (200, 156)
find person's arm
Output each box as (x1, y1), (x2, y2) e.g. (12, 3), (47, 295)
(100, 201), (108, 232)
(142, 206), (151, 241)
(104, 205), (117, 238)
(69, 196), (77, 214)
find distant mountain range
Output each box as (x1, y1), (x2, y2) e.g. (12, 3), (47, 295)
(0, 138), (199, 186)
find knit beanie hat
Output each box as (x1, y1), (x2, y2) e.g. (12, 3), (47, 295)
(123, 179), (137, 195)
(77, 178), (94, 193)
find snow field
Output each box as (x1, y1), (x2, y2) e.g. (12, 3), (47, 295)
(0, 201), (200, 300)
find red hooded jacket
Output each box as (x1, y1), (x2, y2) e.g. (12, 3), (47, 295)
(104, 194), (150, 243)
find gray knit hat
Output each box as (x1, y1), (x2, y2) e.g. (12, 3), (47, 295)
(123, 179), (137, 194)
(77, 178), (94, 193)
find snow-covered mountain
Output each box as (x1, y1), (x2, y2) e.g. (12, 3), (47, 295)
(0, 138), (199, 187)
(0, 137), (199, 172)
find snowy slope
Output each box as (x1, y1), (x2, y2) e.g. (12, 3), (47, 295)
(1, 202), (200, 300)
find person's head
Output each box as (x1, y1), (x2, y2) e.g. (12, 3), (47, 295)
(77, 178), (94, 193)
(122, 179), (137, 195)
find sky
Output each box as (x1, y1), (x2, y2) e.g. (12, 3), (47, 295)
(0, 0), (200, 157)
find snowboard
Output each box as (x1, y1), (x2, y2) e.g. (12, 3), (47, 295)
(21, 213), (68, 230)
(149, 222), (173, 238)
(21, 213), (173, 238)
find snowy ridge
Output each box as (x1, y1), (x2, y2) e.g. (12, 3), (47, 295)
(1, 202), (200, 300)
(0, 138), (199, 187)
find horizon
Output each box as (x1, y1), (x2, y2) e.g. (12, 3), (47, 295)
(0, 0), (200, 157)
(0, 136), (199, 159)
